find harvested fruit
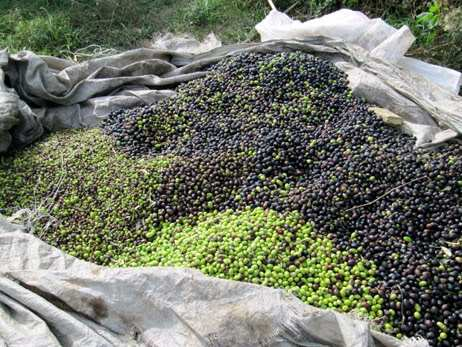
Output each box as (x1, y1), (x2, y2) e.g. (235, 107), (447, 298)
(0, 129), (172, 263)
(1, 52), (460, 346)
(116, 208), (379, 315)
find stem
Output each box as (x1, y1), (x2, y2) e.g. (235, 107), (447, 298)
(344, 176), (428, 212)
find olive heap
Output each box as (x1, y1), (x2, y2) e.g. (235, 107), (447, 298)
(0, 130), (172, 263)
(103, 52), (461, 346)
(116, 208), (381, 316)
(1, 52), (460, 346)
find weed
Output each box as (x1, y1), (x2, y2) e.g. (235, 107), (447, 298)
(0, 8), (79, 56)
(0, 0), (460, 73)
(414, 1), (441, 45)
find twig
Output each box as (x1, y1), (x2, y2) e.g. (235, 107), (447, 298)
(395, 284), (406, 324)
(63, 45), (119, 62)
(245, 1), (297, 44)
(284, 1), (300, 14)
(243, 31), (259, 43)
(267, 0), (277, 11)
(344, 176), (428, 212)
(39, 152), (66, 212)
(378, 281), (406, 324)
(444, 240), (461, 247)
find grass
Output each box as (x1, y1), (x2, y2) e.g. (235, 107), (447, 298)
(0, 0), (460, 72)
(174, 0), (267, 43)
(0, 0), (266, 57)
(0, 5), (79, 56)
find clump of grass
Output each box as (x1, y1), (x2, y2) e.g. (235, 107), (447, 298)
(175, 0), (267, 42)
(0, 0), (460, 73)
(0, 0), (191, 57)
(411, 4), (462, 75)
(0, 0), (266, 57)
(0, 8), (79, 56)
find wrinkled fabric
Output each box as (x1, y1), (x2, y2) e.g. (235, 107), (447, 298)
(255, 9), (462, 94)
(1, 37), (461, 153)
(0, 220), (428, 347)
(150, 32), (222, 54)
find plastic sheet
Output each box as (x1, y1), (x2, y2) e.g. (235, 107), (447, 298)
(0, 218), (427, 347)
(255, 9), (462, 94)
(1, 25), (462, 153)
(150, 32), (222, 55)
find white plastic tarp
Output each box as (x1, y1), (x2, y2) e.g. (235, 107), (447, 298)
(0, 218), (427, 347)
(255, 9), (462, 94)
(150, 32), (222, 55)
